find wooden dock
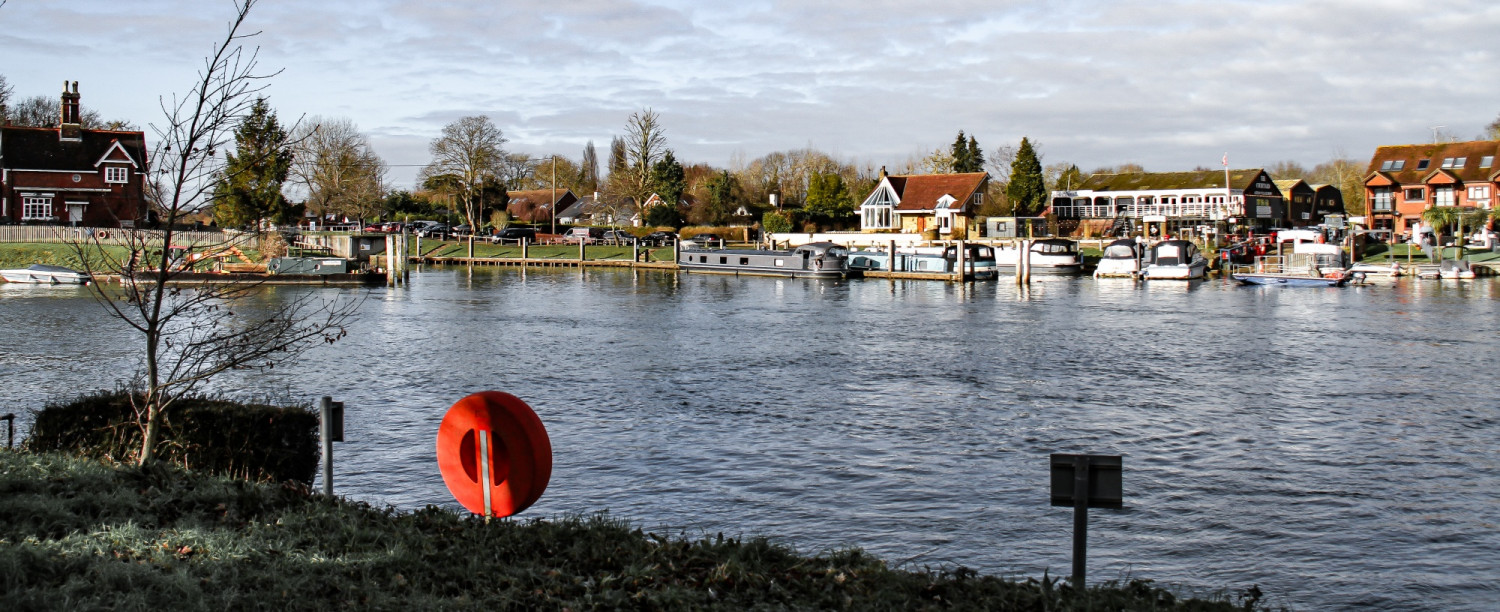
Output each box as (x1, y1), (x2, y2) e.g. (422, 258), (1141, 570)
(413, 256), (676, 271)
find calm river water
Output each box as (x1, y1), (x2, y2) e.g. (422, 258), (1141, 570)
(3, 268), (1498, 610)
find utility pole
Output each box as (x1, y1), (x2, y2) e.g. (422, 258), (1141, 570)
(551, 154), (558, 236)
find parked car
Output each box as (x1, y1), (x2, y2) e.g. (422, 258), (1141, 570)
(685, 233), (724, 247)
(562, 227), (607, 244)
(492, 227), (538, 244)
(418, 223), (451, 238)
(643, 231), (677, 246)
(601, 230), (637, 245)
(361, 224), (384, 233)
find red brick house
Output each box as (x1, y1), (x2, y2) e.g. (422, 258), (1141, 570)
(858, 169), (988, 238)
(1363, 140), (1498, 236)
(0, 82), (148, 228)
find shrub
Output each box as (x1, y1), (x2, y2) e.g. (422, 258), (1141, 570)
(762, 210), (792, 234)
(24, 390), (319, 484)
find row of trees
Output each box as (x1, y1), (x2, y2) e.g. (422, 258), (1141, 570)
(0, 74), (136, 130)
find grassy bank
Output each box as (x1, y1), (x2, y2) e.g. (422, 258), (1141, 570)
(0, 242), (130, 271)
(0, 451), (1271, 610)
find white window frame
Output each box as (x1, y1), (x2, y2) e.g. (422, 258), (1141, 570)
(1371, 188), (1393, 211)
(1434, 185), (1455, 207)
(22, 196), (54, 220)
(859, 187), (898, 230)
(104, 166), (129, 183)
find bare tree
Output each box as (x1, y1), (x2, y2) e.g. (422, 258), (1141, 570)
(1267, 160), (1307, 180)
(0, 74), (13, 118)
(290, 116), (386, 223)
(621, 108), (667, 213)
(1308, 151), (1366, 216)
(580, 141), (599, 194)
(73, 0), (358, 466)
(422, 115), (507, 230)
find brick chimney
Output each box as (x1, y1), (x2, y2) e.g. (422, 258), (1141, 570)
(59, 81), (81, 142)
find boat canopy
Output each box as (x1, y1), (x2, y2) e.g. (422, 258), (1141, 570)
(1101, 239), (1140, 260)
(1149, 240), (1200, 266)
(1031, 239), (1077, 254)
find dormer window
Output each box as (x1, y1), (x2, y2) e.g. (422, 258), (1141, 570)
(104, 166), (128, 183)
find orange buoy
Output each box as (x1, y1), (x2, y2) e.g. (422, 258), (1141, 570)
(436, 391), (552, 517)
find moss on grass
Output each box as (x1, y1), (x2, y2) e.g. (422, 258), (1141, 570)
(0, 451), (1276, 611)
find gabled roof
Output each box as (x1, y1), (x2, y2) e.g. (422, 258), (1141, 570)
(1273, 179), (1310, 194)
(507, 188), (577, 207)
(1076, 169), (1266, 192)
(93, 139), (141, 168)
(1365, 140), (1500, 184)
(0, 126), (148, 172)
(883, 172), (987, 212)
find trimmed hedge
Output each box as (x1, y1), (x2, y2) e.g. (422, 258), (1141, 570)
(23, 390), (318, 484)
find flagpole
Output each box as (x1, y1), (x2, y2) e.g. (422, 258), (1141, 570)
(1223, 152), (1232, 222)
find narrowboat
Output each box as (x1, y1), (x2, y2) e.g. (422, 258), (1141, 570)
(1141, 240), (1208, 280)
(1094, 239), (1144, 278)
(845, 244), (997, 279)
(994, 239), (1083, 275)
(678, 242), (849, 279)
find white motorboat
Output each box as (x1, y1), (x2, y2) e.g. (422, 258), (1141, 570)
(1347, 262), (1401, 283)
(0, 264), (92, 285)
(1140, 240), (1207, 280)
(995, 238), (1083, 275)
(1094, 238), (1144, 278)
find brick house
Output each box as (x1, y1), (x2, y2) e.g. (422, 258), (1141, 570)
(0, 82), (148, 228)
(858, 169), (988, 239)
(1363, 140), (1499, 236)
(505, 188), (578, 224)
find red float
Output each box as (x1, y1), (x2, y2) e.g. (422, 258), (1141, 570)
(436, 391), (552, 517)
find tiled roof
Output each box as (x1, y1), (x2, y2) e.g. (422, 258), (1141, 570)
(1, 126), (147, 171)
(507, 189), (575, 206)
(1365, 140), (1500, 184)
(888, 172), (987, 212)
(1076, 169), (1266, 192)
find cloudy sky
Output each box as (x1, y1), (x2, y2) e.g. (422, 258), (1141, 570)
(3, 0), (1498, 189)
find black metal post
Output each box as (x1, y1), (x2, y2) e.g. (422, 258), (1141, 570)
(1072, 455), (1090, 590)
(320, 397), (333, 496)
(2, 413), (14, 449)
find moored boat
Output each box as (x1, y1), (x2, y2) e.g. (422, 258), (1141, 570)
(1141, 240), (1207, 280)
(0, 264), (91, 285)
(1231, 254), (1350, 287)
(994, 238), (1083, 275)
(846, 244), (997, 279)
(678, 242), (848, 279)
(1093, 238), (1144, 278)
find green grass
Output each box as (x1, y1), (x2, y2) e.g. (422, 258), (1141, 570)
(0, 242), (131, 270)
(0, 451), (1275, 611)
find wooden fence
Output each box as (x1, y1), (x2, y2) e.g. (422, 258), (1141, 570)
(0, 225), (249, 248)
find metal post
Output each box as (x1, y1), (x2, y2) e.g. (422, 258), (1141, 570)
(319, 396), (334, 496)
(579, 240), (586, 262)
(2, 413), (14, 449)
(521, 238), (529, 260)
(479, 429), (493, 521)
(1072, 456), (1090, 590)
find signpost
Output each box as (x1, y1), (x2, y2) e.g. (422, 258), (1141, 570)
(1050, 454), (1123, 590)
(320, 397), (344, 496)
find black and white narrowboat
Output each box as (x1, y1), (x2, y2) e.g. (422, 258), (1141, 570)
(845, 244), (997, 279)
(678, 242), (849, 279)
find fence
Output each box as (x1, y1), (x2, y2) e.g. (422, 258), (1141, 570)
(0, 225), (249, 248)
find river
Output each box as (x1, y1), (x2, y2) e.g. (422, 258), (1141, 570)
(2, 267), (1497, 610)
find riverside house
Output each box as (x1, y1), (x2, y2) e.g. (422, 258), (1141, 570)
(1363, 140), (1499, 237)
(858, 169), (988, 239)
(0, 82), (148, 228)
(1048, 169), (1285, 236)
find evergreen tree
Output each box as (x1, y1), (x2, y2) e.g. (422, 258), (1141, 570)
(212, 98), (296, 229)
(1055, 164), (1083, 191)
(803, 172), (854, 221)
(703, 170), (740, 225)
(648, 150), (686, 209)
(950, 131), (985, 173)
(1006, 137), (1047, 216)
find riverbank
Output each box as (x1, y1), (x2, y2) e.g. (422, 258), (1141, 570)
(0, 451), (1269, 610)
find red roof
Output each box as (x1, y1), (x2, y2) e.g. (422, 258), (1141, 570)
(1365, 140), (1500, 185)
(886, 172), (988, 212)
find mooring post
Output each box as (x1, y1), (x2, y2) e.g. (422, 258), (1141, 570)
(2, 413), (14, 449)
(579, 240), (586, 262)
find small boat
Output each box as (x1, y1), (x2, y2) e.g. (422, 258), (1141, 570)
(1346, 262), (1401, 283)
(1094, 238), (1144, 278)
(679, 242), (848, 279)
(1437, 259), (1476, 280)
(1141, 240), (1207, 280)
(846, 244), (997, 279)
(0, 264), (91, 285)
(1233, 271), (1349, 287)
(995, 238), (1083, 275)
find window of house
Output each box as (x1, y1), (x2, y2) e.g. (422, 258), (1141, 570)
(1381, 160), (1396, 171)
(1405, 187), (1426, 201)
(22, 197), (53, 220)
(860, 188), (896, 229)
(1415, 159), (1430, 171)
(1371, 188), (1393, 211)
(1468, 185), (1490, 200)
(938, 212), (953, 233)
(1441, 158), (1456, 169)
(104, 166), (129, 183)
(1393, 160), (1405, 171)
(1481, 156), (1494, 168)
(1435, 186), (1455, 207)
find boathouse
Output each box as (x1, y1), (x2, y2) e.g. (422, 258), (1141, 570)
(0, 82), (148, 228)
(857, 169), (988, 239)
(1363, 140), (1499, 237)
(1048, 169), (1284, 236)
